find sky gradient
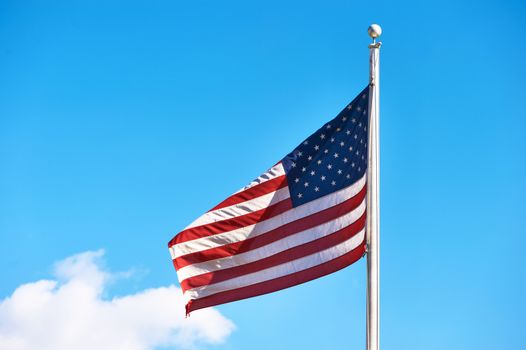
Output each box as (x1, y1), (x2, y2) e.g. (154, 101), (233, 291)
(1, 1), (525, 349)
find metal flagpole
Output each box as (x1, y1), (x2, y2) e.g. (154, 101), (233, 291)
(366, 23), (381, 350)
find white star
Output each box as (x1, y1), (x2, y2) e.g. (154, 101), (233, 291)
(362, 94), (367, 99)
(336, 127), (341, 132)
(304, 182), (309, 187)
(317, 159), (322, 165)
(363, 109), (367, 116)
(333, 153), (339, 158)
(356, 150), (360, 155)
(326, 124), (332, 129)
(297, 151), (303, 156)
(314, 186), (320, 192)
(298, 193), (303, 198)
(362, 155), (365, 160)
(308, 155), (312, 161)
(324, 149), (329, 154)
(352, 118), (356, 123)
(358, 122), (362, 127)
(327, 164), (332, 170)
(321, 175), (326, 181)
(343, 157), (348, 163)
(331, 180), (336, 186)
(360, 139), (363, 144)
(352, 162), (355, 167)
(302, 167), (306, 172)
(320, 134), (326, 140)
(291, 162), (296, 168)
(349, 146), (353, 151)
(346, 130), (351, 135)
(340, 141), (345, 147)
(357, 106), (362, 112)
(304, 140), (309, 145)
(346, 174), (351, 179)
(337, 169), (342, 174)
(354, 134), (358, 139)
(310, 170), (316, 176)
(330, 137), (335, 143)
(347, 104), (353, 110)
(295, 178), (299, 183)
(314, 145), (320, 151)
(342, 116), (347, 121)
(358, 167), (361, 171)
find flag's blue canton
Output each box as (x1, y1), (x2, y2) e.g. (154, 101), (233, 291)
(282, 87), (369, 207)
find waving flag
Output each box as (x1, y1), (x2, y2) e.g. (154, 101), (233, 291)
(169, 86), (370, 315)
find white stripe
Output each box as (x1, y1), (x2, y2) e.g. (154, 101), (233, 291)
(169, 173), (366, 260)
(184, 187), (290, 230)
(183, 228), (365, 302)
(234, 163), (285, 194)
(177, 199), (366, 282)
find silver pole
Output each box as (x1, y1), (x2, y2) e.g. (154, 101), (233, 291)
(366, 23), (381, 350)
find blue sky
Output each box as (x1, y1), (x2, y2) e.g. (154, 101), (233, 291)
(1, 0), (525, 349)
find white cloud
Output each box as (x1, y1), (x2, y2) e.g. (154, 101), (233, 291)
(0, 250), (235, 350)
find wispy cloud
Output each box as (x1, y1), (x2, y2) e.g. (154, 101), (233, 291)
(0, 250), (235, 350)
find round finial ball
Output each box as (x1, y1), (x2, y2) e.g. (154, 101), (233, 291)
(368, 24), (382, 39)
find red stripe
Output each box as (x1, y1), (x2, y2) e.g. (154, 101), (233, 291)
(169, 197), (293, 246)
(185, 239), (366, 314)
(210, 175), (288, 211)
(180, 212), (366, 291)
(173, 184), (366, 269)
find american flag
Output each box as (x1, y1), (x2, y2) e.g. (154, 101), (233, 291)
(168, 86), (370, 315)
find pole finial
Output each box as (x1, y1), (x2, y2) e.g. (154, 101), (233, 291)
(368, 24), (382, 43)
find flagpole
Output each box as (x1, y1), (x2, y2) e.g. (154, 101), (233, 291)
(366, 23), (381, 350)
